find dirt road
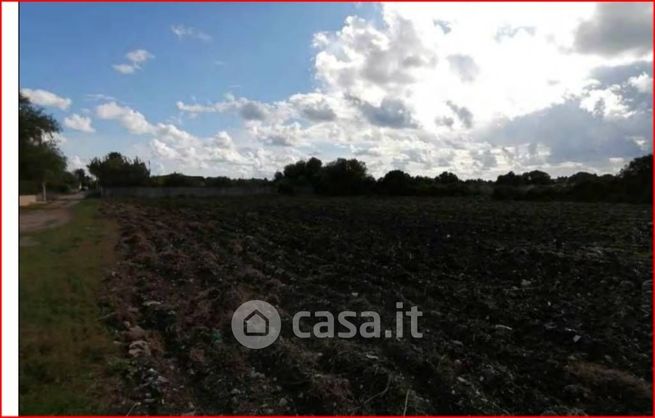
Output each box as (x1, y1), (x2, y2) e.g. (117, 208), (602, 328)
(20, 194), (85, 234)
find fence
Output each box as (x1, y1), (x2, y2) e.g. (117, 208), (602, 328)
(101, 186), (275, 198)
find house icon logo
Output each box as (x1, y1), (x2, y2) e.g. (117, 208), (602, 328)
(231, 300), (281, 349)
(244, 309), (269, 336)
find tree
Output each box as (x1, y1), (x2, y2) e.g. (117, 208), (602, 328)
(496, 171), (522, 186)
(19, 93), (67, 200)
(379, 170), (413, 195)
(567, 172), (597, 185)
(521, 170), (551, 185)
(617, 154), (652, 203)
(49, 171), (81, 193)
(305, 157), (323, 188)
(277, 157), (324, 193)
(73, 168), (94, 190)
(619, 154), (652, 182)
(87, 152), (150, 187)
(305, 157), (323, 176)
(435, 171), (459, 184)
(73, 168), (86, 184)
(283, 160), (307, 179)
(19, 93), (59, 146)
(317, 158), (372, 195)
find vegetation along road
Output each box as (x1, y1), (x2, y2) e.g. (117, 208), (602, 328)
(19, 199), (121, 414)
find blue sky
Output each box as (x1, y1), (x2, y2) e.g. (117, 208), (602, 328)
(21, 3), (368, 105)
(20, 3), (653, 179)
(20, 3), (370, 160)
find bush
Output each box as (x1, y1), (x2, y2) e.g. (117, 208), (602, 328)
(378, 170), (414, 195)
(316, 158), (373, 195)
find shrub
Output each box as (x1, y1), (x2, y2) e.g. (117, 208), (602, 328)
(379, 170), (414, 195)
(316, 158), (373, 195)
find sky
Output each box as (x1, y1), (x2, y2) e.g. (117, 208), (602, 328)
(20, 2), (653, 179)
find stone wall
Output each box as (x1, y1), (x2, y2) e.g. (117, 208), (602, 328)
(19, 195), (38, 206)
(101, 186), (275, 198)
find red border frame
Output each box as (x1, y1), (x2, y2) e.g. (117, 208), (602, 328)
(1, 1), (4, 416)
(3, 1), (654, 417)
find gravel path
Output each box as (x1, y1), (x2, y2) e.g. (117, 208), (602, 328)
(19, 194), (85, 234)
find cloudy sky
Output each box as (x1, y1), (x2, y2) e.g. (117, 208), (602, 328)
(20, 2), (653, 179)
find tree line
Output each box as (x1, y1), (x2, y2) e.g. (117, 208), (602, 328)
(84, 151), (652, 204)
(273, 156), (652, 203)
(86, 152), (268, 189)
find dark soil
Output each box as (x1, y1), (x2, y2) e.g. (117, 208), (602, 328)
(100, 196), (652, 415)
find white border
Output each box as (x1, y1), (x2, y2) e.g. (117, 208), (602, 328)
(3, 2), (20, 415)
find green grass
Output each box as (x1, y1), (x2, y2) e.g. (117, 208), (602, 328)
(19, 200), (121, 414)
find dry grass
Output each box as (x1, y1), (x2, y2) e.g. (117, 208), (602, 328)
(566, 361), (652, 404)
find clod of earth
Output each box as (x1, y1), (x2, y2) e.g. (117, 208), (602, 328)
(100, 196), (652, 415)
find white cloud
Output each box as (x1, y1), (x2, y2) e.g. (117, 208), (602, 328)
(113, 49), (154, 75)
(64, 114), (95, 133)
(248, 122), (304, 146)
(21, 88), (71, 110)
(95, 101), (294, 177)
(579, 86), (633, 119)
(48, 132), (69, 145)
(111, 4), (653, 178)
(628, 72), (652, 93)
(96, 102), (154, 134)
(176, 95), (293, 122)
(85, 93), (117, 102)
(147, 124), (291, 177)
(212, 131), (234, 148)
(171, 24), (212, 42)
(310, 4), (605, 127)
(289, 93), (337, 122)
(447, 54), (480, 83)
(113, 64), (137, 74)
(126, 49), (153, 63)
(67, 155), (87, 171)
